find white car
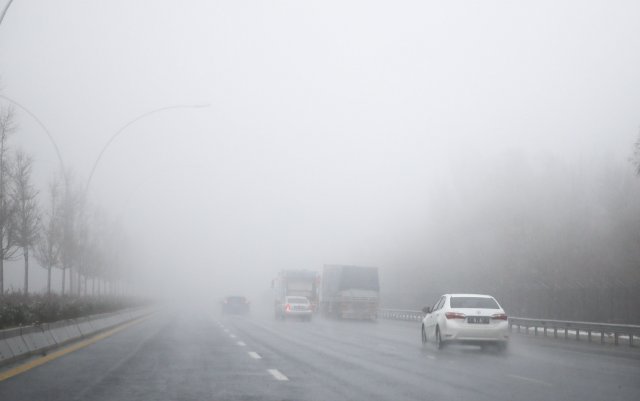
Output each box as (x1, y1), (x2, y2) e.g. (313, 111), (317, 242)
(421, 294), (509, 350)
(275, 296), (313, 321)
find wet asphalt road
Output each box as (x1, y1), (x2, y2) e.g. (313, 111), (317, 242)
(1, 309), (639, 401)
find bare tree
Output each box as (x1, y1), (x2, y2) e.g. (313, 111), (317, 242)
(35, 175), (62, 295)
(0, 106), (18, 295)
(632, 131), (640, 176)
(11, 151), (40, 294)
(58, 171), (83, 295)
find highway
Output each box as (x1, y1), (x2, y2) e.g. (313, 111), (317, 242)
(1, 308), (639, 401)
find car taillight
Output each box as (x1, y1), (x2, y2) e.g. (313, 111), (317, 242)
(491, 313), (508, 320)
(285, 304), (291, 312)
(445, 312), (466, 319)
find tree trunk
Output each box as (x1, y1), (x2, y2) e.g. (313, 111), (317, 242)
(0, 248), (3, 296)
(62, 268), (66, 294)
(23, 247), (29, 294)
(69, 267), (74, 295)
(47, 265), (52, 295)
(92, 278), (95, 296)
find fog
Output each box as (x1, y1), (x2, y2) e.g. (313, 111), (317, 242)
(1, 1), (639, 316)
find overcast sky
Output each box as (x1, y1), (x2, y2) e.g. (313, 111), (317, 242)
(1, 0), (639, 298)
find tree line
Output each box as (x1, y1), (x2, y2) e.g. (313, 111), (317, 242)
(0, 104), (129, 297)
(383, 134), (640, 324)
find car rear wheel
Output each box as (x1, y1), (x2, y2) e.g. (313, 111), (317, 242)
(421, 325), (428, 345)
(435, 327), (445, 350)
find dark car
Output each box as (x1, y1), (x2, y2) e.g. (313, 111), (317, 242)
(222, 296), (250, 315)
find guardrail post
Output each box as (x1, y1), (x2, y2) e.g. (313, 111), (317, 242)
(600, 331), (605, 344)
(587, 330), (592, 342)
(630, 334), (634, 347)
(554, 327), (557, 338)
(543, 326), (547, 337)
(534, 326), (538, 336)
(614, 333), (619, 345)
(564, 327), (569, 340)
(576, 329), (580, 341)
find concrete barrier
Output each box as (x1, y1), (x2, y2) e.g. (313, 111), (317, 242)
(19, 326), (57, 355)
(0, 338), (14, 362)
(75, 317), (96, 337)
(48, 320), (74, 345)
(3, 328), (29, 359)
(0, 307), (151, 367)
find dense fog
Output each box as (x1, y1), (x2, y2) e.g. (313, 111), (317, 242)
(1, 1), (639, 321)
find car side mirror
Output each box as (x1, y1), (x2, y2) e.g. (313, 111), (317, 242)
(422, 306), (431, 314)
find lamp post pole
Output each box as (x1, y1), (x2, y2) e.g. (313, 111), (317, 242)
(85, 104), (209, 194)
(0, 0), (14, 27)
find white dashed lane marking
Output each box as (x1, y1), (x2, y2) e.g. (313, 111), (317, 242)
(237, 341), (246, 346)
(248, 352), (262, 359)
(267, 369), (289, 381)
(507, 374), (553, 387)
(229, 334), (236, 339)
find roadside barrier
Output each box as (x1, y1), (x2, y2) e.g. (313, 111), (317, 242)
(379, 308), (640, 347)
(508, 317), (640, 347)
(379, 308), (424, 322)
(0, 307), (151, 367)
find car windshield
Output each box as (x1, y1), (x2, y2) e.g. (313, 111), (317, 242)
(450, 297), (500, 309)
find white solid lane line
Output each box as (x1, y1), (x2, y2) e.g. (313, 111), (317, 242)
(248, 351), (262, 359)
(229, 334), (236, 339)
(267, 369), (289, 381)
(237, 341), (246, 346)
(507, 374), (553, 387)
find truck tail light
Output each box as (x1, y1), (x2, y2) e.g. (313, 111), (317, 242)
(285, 304), (291, 312)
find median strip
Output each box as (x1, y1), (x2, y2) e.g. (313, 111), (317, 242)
(0, 315), (149, 382)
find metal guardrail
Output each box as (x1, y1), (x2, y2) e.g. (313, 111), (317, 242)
(379, 309), (640, 347)
(379, 308), (423, 321)
(508, 317), (640, 347)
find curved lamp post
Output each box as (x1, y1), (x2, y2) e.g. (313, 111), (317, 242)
(0, 94), (66, 172)
(84, 103), (209, 193)
(0, 0), (14, 27)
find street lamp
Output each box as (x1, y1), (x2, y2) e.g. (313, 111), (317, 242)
(0, 0), (14, 27)
(85, 103), (209, 193)
(0, 94), (66, 172)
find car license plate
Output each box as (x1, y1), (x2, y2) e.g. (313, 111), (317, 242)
(467, 316), (490, 324)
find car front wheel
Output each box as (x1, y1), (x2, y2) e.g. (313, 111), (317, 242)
(435, 327), (445, 350)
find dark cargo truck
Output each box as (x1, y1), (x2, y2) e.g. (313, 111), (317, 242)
(320, 265), (380, 320)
